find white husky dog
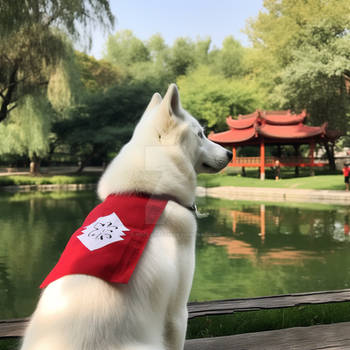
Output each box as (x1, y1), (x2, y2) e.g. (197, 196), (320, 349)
(20, 84), (232, 350)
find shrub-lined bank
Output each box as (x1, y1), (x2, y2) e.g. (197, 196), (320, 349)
(198, 173), (345, 191)
(0, 173), (346, 192)
(0, 174), (100, 187)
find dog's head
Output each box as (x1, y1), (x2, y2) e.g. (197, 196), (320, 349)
(132, 84), (232, 174)
(98, 84), (232, 203)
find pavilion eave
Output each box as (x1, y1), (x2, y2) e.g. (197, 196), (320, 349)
(218, 136), (332, 148)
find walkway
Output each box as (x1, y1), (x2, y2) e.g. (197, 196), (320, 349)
(196, 186), (350, 205)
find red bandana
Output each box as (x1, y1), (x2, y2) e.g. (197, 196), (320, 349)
(40, 194), (168, 288)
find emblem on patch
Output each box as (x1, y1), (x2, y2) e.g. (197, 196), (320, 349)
(77, 213), (129, 251)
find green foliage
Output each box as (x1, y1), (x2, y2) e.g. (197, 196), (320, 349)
(104, 31), (174, 94)
(246, 0), (350, 67)
(275, 29), (350, 131)
(105, 30), (150, 67)
(246, 0), (350, 88)
(194, 37), (212, 66)
(0, 174), (99, 186)
(147, 33), (168, 59)
(104, 32), (217, 89)
(0, 0), (114, 122)
(74, 51), (125, 93)
(177, 66), (263, 130)
(0, 44), (87, 162)
(47, 45), (85, 112)
(246, 0), (350, 152)
(165, 37), (197, 77)
(0, 94), (54, 158)
(53, 82), (153, 166)
(0, 0), (114, 40)
(214, 36), (245, 78)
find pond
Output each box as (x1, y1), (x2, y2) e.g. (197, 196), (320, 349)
(1, 191), (350, 319)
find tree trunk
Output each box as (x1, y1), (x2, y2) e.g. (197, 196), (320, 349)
(76, 160), (86, 174)
(324, 142), (336, 171)
(76, 146), (99, 174)
(277, 145), (282, 158)
(29, 154), (40, 175)
(0, 65), (18, 123)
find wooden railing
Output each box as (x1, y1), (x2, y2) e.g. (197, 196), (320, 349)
(230, 156), (327, 167)
(2, 289), (350, 349)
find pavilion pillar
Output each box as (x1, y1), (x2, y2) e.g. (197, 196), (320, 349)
(232, 146), (236, 165)
(294, 144), (300, 177)
(309, 142), (315, 176)
(260, 139), (265, 180)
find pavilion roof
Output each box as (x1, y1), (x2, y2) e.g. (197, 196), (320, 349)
(209, 110), (340, 146)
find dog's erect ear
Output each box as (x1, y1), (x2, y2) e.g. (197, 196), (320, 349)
(161, 84), (182, 118)
(144, 92), (162, 114)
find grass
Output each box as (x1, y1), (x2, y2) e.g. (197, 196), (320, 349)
(197, 196), (345, 211)
(187, 302), (350, 339)
(0, 168), (346, 191)
(0, 339), (19, 350)
(198, 171), (345, 191)
(0, 174), (100, 187)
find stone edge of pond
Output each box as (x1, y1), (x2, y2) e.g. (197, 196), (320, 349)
(0, 183), (97, 192)
(196, 186), (350, 205)
(1, 184), (349, 205)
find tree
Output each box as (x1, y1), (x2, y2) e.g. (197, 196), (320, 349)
(53, 82), (153, 172)
(177, 66), (263, 130)
(275, 31), (350, 169)
(194, 37), (212, 66)
(215, 36), (245, 78)
(147, 34), (168, 63)
(104, 33), (215, 92)
(75, 51), (125, 93)
(165, 37), (197, 77)
(246, 0), (350, 169)
(0, 94), (55, 173)
(0, 0), (114, 123)
(105, 30), (150, 68)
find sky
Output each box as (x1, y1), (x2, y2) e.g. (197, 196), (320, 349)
(88, 0), (265, 58)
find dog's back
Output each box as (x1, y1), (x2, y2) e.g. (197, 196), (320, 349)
(21, 201), (196, 350)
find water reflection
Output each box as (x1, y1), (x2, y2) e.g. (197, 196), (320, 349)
(192, 199), (350, 301)
(0, 191), (99, 319)
(207, 204), (342, 266)
(212, 203), (350, 244)
(229, 204), (266, 242)
(1, 192), (350, 316)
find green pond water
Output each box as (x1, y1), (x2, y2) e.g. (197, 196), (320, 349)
(1, 191), (350, 319)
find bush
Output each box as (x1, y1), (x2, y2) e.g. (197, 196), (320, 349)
(0, 174), (99, 186)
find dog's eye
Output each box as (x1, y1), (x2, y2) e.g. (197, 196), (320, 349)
(197, 131), (204, 139)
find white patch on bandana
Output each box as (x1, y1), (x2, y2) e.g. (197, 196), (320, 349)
(77, 213), (130, 251)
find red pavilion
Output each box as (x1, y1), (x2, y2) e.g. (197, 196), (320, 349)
(208, 110), (340, 179)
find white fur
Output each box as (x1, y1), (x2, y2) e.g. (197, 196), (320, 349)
(20, 84), (231, 350)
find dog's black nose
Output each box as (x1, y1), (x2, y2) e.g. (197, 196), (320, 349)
(226, 150), (233, 161)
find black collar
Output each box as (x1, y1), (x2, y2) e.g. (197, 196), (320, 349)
(125, 192), (197, 215)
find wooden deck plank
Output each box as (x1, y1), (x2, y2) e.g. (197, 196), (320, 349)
(0, 319), (28, 338)
(2, 289), (350, 338)
(188, 289), (350, 319)
(184, 322), (350, 350)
